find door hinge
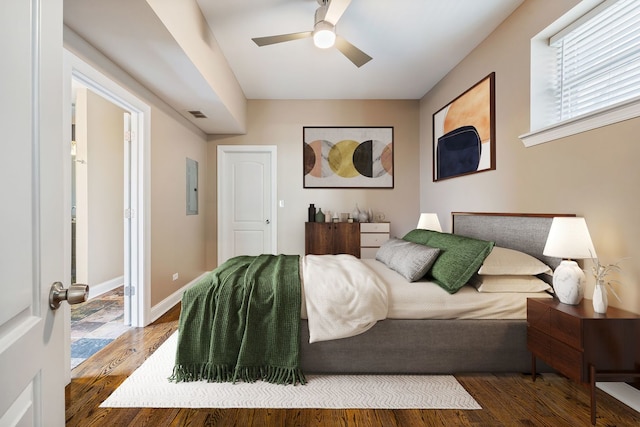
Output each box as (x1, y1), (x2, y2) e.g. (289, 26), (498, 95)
(124, 208), (135, 219)
(124, 286), (136, 296)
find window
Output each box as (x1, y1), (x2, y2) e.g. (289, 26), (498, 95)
(521, 0), (640, 147)
(552, 0), (640, 121)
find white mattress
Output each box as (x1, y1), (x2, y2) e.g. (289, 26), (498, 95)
(361, 259), (552, 320)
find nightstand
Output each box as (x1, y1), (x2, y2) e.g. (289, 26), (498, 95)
(527, 298), (640, 425)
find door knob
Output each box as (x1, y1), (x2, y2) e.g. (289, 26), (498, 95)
(49, 282), (89, 310)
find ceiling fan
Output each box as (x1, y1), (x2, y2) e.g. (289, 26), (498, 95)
(252, 0), (372, 68)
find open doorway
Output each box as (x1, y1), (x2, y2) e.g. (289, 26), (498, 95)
(69, 81), (131, 368)
(63, 49), (151, 377)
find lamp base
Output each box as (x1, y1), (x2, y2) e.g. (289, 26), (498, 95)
(552, 260), (585, 305)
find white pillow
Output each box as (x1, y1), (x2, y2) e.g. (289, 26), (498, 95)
(477, 246), (552, 276)
(376, 238), (440, 282)
(469, 274), (553, 293)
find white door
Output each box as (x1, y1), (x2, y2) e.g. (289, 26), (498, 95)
(0, 0), (66, 426)
(217, 146), (277, 264)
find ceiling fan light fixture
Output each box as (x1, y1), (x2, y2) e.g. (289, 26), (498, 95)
(313, 21), (335, 49)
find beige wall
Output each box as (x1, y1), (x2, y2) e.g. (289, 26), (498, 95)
(65, 31), (210, 308)
(419, 0), (640, 313)
(75, 88), (125, 287)
(150, 107), (208, 306)
(206, 99), (421, 269)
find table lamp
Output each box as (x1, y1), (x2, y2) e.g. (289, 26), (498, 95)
(417, 213), (442, 232)
(543, 217), (596, 305)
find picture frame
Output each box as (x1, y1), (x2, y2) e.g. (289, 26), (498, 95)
(303, 126), (394, 188)
(432, 72), (495, 181)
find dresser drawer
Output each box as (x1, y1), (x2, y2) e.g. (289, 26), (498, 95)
(361, 247), (380, 259)
(361, 233), (389, 247)
(360, 222), (390, 233)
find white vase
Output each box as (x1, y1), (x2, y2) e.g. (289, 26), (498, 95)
(592, 279), (608, 314)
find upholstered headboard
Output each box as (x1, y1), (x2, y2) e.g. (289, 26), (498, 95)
(451, 212), (575, 270)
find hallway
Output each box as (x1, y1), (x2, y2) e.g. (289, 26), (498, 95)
(70, 286), (131, 369)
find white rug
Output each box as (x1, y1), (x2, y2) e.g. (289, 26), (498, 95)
(101, 332), (481, 410)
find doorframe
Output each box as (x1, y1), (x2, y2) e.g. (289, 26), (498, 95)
(217, 145), (278, 265)
(62, 49), (151, 379)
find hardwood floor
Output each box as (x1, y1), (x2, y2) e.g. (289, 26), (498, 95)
(66, 304), (640, 426)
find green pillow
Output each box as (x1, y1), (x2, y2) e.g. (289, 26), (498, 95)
(402, 229), (495, 293)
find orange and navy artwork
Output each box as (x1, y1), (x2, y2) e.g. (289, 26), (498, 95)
(303, 127), (393, 188)
(432, 72), (495, 181)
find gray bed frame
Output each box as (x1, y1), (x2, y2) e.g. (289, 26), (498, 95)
(300, 212), (571, 374)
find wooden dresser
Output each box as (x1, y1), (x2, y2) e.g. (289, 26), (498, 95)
(305, 222), (360, 258)
(527, 298), (640, 424)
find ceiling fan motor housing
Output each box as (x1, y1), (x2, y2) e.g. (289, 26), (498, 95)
(313, 3), (336, 48)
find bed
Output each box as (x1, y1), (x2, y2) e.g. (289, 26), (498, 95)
(300, 212), (568, 374)
(173, 212), (566, 384)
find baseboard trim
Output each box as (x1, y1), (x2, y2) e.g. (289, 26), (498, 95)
(149, 272), (209, 324)
(597, 382), (640, 413)
(87, 276), (124, 299)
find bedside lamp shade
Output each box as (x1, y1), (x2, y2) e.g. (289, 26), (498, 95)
(417, 213), (442, 232)
(543, 217), (597, 260)
(543, 217), (596, 305)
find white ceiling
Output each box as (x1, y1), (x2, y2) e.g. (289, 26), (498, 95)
(63, 0), (524, 134)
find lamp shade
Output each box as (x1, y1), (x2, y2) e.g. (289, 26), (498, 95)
(543, 217), (597, 260)
(416, 213), (442, 232)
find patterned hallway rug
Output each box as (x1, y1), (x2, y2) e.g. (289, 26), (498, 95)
(101, 332), (481, 410)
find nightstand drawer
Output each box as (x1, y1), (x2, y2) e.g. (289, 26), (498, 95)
(549, 338), (584, 382)
(361, 233), (389, 247)
(528, 326), (583, 382)
(527, 298), (551, 332)
(360, 222), (390, 233)
(527, 298), (582, 350)
(549, 309), (582, 349)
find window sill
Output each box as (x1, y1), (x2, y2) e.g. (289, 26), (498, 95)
(520, 97), (640, 147)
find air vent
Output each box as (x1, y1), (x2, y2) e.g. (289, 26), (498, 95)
(187, 110), (207, 119)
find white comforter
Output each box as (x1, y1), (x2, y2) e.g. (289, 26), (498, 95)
(301, 254), (388, 343)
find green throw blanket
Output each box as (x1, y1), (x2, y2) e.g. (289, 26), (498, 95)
(170, 254), (305, 385)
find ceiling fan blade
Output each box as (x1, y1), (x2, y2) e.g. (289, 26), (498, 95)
(252, 31), (313, 47)
(324, 0), (352, 25)
(335, 35), (372, 67)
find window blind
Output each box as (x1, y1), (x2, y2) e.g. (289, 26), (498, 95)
(551, 0), (640, 122)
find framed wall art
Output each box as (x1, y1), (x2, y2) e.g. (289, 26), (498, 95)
(303, 126), (394, 188)
(432, 72), (495, 181)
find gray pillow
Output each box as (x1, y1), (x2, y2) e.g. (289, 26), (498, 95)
(376, 238), (440, 282)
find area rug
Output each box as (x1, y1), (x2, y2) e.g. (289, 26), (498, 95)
(101, 332), (481, 410)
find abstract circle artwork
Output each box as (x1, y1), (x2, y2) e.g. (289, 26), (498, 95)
(303, 127), (393, 188)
